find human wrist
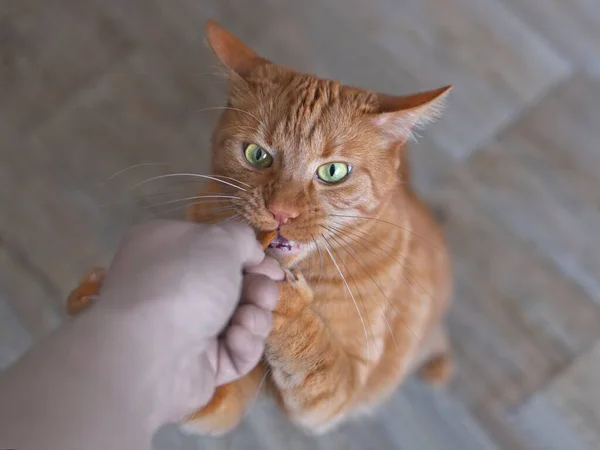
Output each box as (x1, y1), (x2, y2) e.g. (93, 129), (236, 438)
(78, 298), (220, 425)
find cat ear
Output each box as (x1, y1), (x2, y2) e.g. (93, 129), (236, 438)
(205, 20), (269, 77)
(372, 85), (452, 141)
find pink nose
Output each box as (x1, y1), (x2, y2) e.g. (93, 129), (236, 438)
(268, 203), (299, 225)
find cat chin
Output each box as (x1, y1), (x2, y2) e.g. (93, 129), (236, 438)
(266, 247), (308, 268)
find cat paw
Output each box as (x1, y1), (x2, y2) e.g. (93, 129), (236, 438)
(66, 267), (106, 316)
(273, 269), (313, 329)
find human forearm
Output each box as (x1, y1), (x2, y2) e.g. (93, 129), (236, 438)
(0, 311), (164, 450)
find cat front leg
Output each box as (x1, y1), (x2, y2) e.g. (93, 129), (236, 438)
(266, 271), (364, 433)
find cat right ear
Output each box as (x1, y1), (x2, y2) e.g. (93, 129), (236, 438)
(372, 85), (452, 142)
(205, 20), (269, 77)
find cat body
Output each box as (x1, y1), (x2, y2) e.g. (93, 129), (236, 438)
(185, 22), (454, 434)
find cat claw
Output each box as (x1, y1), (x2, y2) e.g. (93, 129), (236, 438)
(283, 268), (305, 283)
(283, 268), (296, 282)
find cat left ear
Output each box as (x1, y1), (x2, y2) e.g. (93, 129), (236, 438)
(205, 20), (269, 77)
(372, 85), (452, 141)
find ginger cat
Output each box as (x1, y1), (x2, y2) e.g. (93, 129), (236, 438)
(67, 20), (454, 435)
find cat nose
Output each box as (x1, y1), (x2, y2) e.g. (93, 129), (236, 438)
(267, 203), (299, 225)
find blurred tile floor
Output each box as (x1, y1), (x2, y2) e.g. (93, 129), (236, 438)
(1, 0), (600, 448)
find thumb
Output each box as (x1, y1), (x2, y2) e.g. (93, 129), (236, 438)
(218, 223), (264, 268)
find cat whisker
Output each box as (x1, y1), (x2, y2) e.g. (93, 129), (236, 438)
(325, 225), (408, 311)
(325, 226), (415, 346)
(145, 197), (238, 219)
(98, 189), (232, 209)
(209, 175), (252, 189)
(320, 234), (370, 364)
(249, 366), (271, 412)
(153, 204), (237, 219)
(217, 213), (242, 226)
(328, 223), (435, 303)
(134, 181), (240, 204)
(194, 106), (260, 123)
(101, 162), (173, 186)
(311, 235), (325, 292)
(195, 71), (229, 78)
(334, 222), (420, 270)
(328, 214), (443, 254)
(134, 197), (234, 215)
(129, 173), (248, 192)
(108, 178), (224, 201)
(307, 240), (314, 283)
(229, 213), (251, 228)
(144, 196), (235, 206)
(322, 231), (378, 352)
(139, 195), (239, 210)
(325, 228), (390, 298)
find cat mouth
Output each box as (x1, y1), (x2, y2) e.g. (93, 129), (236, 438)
(267, 232), (301, 254)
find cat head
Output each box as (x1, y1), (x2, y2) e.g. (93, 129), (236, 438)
(203, 20), (450, 266)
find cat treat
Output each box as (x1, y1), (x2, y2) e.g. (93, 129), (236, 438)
(258, 230), (277, 250)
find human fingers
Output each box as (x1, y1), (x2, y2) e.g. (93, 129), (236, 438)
(217, 223), (264, 268)
(244, 256), (284, 281)
(230, 304), (273, 338)
(213, 325), (264, 385)
(241, 273), (280, 311)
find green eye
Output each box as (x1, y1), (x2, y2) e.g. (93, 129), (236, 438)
(244, 143), (273, 168)
(317, 162), (350, 183)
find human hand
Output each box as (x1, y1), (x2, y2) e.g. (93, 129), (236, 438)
(89, 220), (283, 424)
